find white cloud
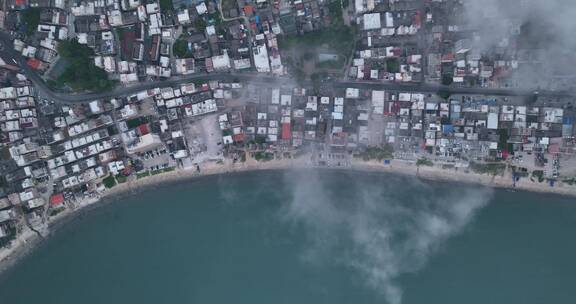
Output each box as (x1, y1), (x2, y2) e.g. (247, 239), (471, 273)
(279, 170), (493, 304)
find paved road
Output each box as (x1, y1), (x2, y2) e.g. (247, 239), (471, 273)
(0, 31), (572, 104)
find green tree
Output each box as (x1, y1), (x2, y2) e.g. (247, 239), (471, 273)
(254, 152), (274, 162)
(357, 145), (394, 161)
(173, 39), (193, 58)
(22, 8), (40, 36)
(437, 89), (451, 100)
(416, 158), (434, 166)
(159, 0), (173, 11)
(442, 74), (453, 86)
(103, 175), (117, 188)
(386, 58), (400, 73)
(195, 18), (207, 32)
(56, 39), (116, 92)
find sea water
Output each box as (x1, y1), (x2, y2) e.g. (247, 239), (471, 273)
(0, 170), (575, 304)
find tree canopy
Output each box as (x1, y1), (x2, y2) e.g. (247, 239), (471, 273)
(22, 8), (40, 36)
(56, 39), (116, 92)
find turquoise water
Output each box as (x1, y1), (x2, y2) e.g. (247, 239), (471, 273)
(1, 170), (575, 304)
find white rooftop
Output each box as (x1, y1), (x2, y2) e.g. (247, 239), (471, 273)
(363, 13), (381, 30)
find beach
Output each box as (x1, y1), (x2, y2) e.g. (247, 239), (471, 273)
(1, 155), (575, 274)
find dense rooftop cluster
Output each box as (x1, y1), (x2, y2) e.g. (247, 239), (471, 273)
(2, 0), (354, 90)
(0, 0), (557, 92)
(350, 0), (524, 86)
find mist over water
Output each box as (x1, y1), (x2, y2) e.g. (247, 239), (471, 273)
(280, 170), (492, 304)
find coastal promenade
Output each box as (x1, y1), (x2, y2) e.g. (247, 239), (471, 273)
(1, 154), (576, 275)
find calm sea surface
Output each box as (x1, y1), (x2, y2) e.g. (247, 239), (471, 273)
(1, 170), (575, 304)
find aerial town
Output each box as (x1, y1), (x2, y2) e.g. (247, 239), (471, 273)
(0, 0), (575, 250)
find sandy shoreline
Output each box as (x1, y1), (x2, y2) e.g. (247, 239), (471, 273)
(352, 159), (576, 197)
(1, 156), (575, 275)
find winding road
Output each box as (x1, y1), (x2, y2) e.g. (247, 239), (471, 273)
(0, 31), (571, 104)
